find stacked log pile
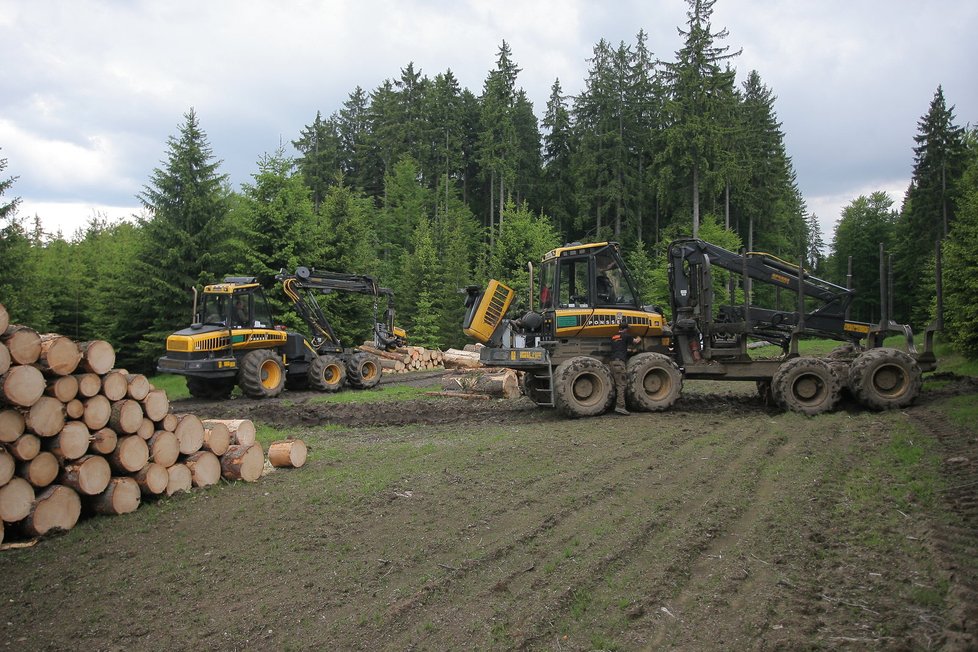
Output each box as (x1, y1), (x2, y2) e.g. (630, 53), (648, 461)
(0, 303), (307, 545)
(360, 344), (446, 373)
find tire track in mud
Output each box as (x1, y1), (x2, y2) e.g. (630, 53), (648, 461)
(908, 403), (978, 651)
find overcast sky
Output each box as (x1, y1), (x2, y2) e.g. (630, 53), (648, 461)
(2, 0), (976, 247)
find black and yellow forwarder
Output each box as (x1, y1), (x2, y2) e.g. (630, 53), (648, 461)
(158, 268), (406, 399)
(463, 238), (938, 418)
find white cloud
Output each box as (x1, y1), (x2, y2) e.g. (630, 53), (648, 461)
(15, 199), (145, 239)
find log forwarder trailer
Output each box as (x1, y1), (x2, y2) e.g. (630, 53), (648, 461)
(463, 238), (938, 418)
(157, 267), (406, 399)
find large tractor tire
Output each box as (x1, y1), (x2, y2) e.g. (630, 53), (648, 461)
(186, 376), (234, 400)
(771, 356), (841, 415)
(625, 352), (682, 412)
(847, 347), (921, 410)
(238, 349), (286, 398)
(309, 354), (346, 392)
(553, 356), (614, 418)
(347, 351), (381, 389)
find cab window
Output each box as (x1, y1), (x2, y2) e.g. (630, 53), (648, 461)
(594, 253), (636, 306)
(558, 258), (591, 308)
(201, 294), (229, 324)
(252, 293), (274, 329)
(538, 262), (556, 310)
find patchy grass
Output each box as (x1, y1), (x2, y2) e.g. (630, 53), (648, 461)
(150, 373), (191, 400)
(307, 384), (432, 405)
(943, 394), (978, 434)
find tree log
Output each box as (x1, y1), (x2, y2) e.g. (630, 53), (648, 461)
(109, 436), (149, 474)
(82, 395), (111, 430)
(89, 477), (140, 515)
(38, 334), (81, 376)
(0, 304), (7, 334)
(45, 375), (79, 403)
(73, 372), (102, 398)
(141, 389), (169, 422)
(109, 399), (144, 435)
(2, 325), (41, 365)
(202, 422), (230, 456)
(359, 344), (409, 363)
(203, 419), (256, 446)
(101, 370), (129, 401)
(0, 365), (46, 408)
(17, 451), (59, 488)
(0, 342), (9, 376)
(165, 463), (192, 496)
(442, 348), (483, 370)
(22, 484), (80, 536)
(220, 443), (264, 482)
(45, 421), (90, 461)
(64, 399), (84, 420)
(59, 454), (111, 495)
(134, 463), (168, 495)
(23, 396), (66, 437)
(441, 369), (519, 399)
(78, 340), (115, 375)
(185, 451), (221, 487)
(268, 439), (307, 468)
(173, 413), (204, 455)
(147, 430), (179, 467)
(8, 434), (41, 461)
(89, 427), (118, 455)
(0, 447), (14, 486)
(125, 373), (151, 401)
(157, 413), (177, 432)
(0, 476), (35, 522)
(0, 408), (25, 443)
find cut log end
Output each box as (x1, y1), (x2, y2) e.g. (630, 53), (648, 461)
(79, 340), (116, 375)
(268, 439), (308, 468)
(23, 485), (81, 536)
(1, 365), (46, 408)
(185, 451), (221, 488)
(59, 454), (111, 496)
(221, 443), (264, 482)
(0, 476), (35, 522)
(134, 463), (168, 495)
(89, 477), (140, 515)
(165, 463), (192, 496)
(203, 419), (255, 446)
(109, 436), (149, 474)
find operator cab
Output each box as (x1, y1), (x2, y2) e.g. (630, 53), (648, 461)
(197, 278), (276, 330)
(538, 242), (639, 312)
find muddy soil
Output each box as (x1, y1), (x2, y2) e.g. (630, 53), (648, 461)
(1, 373), (976, 651)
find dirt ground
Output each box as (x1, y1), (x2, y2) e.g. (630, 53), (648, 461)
(1, 371), (977, 651)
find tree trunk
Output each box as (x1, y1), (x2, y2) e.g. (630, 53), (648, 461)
(17, 451), (59, 488)
(141, 389), (169, 422)
(2, 325), (41, 365)
(0, 476), (35, 521)
(134, 463), (168, 495)
(165, 463), (192, 496)
(125, 374), (151, 401)
(1, 365), (46, 408)
(73, 373), (102, 398)
(203, 419), (255, 447)
(442, 348), (482, 370)
(22, 484), (80, 536)
(202, 423), (231, 457)
(45, 421), (90, 461)
(0, 447), (15, 486)
(59, 454), (111, 495)
(157, 413), (177, 433)
(89, 477), (140, 515)
(45, 375), (79, 403)
(23, 396), (66, 437)
(441, 369), (520, 399)
(37, 334), (81, 376)
(692, 164), (700, 238)
(64, 399), (84, 420)
(173, 414), (204, 455)
(82, 395), (111, 430)
(78, 340), (115, 375)
(8, 434), (41, 461)
(89, 427), (118, 456)
(101, 371), (129, 401)
(109, 436), (149, 474)
(184, 451), (221, 488)
(147, 430), (179, 467)
(0, 408), (25, 443)
(220, 443), (264, 482)
(268, 439), (308, 468)
(109, 399), (144, 435)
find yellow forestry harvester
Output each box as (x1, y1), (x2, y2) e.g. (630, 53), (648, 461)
(463, 239), (939, 418)
(158, 267), (406, 399)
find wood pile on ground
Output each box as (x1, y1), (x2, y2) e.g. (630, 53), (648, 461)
(359, 344), (446, 373)
(0, 302), (307, 546)
(435, 368), (520, 400)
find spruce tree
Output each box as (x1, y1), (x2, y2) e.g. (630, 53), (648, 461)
(542, 79), (575, 235)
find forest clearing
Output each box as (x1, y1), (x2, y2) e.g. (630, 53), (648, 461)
(1, 371), (976, 650)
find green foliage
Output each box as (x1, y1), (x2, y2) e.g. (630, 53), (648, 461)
(942, 128), (978, 358)
(486, 202), (560, 304)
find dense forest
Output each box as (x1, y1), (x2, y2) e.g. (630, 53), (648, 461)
(1, 0), (976, 373)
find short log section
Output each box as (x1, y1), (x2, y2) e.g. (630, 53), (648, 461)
(268, 439), (308, 468)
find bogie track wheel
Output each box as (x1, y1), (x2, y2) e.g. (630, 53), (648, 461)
(771, 356), (841, 415)
(238, 349), (286, 398)
(847, 347), (921, 410)
(347, 351), (381, 389)
(553, 356), (614, 418)
(625, 353), (682, 412)
(309, 355), (346, 392)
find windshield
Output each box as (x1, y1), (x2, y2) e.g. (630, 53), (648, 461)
(594, 252), (637, 306)
(200, 294), (230, 324)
